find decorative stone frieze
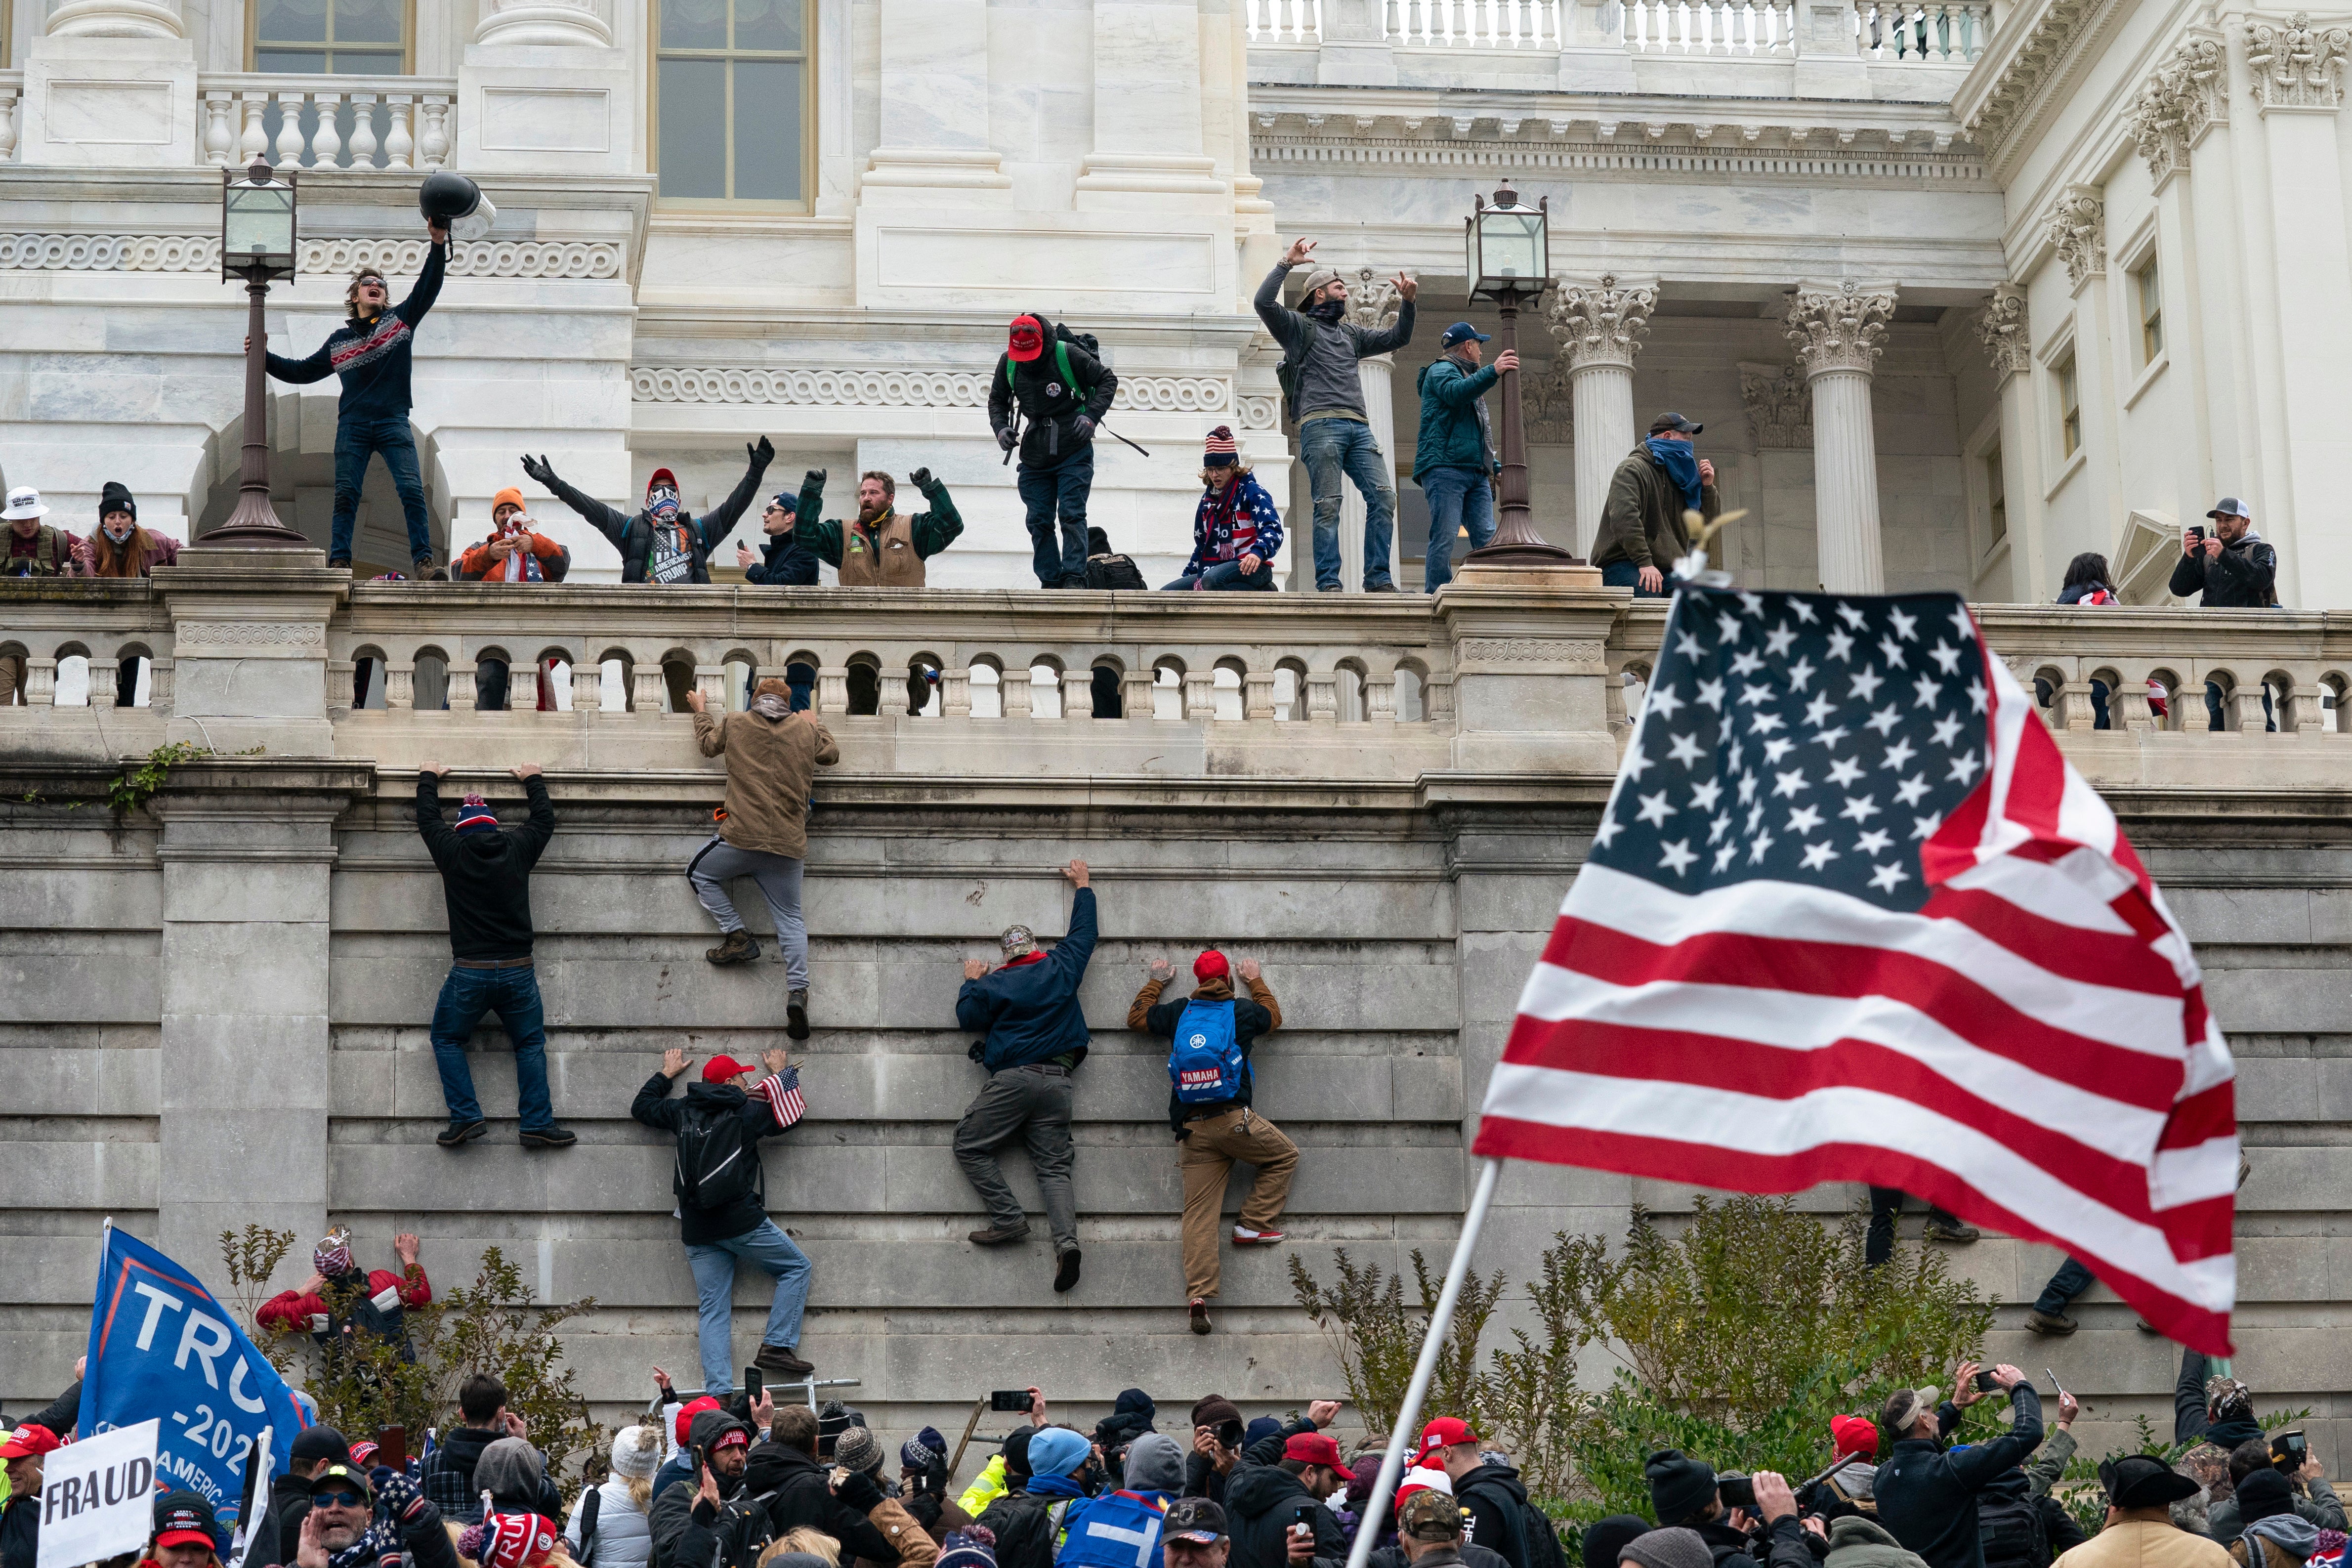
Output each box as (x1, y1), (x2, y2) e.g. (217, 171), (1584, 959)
(0, 235), (625, 279)
(2126, 37), (2227, 181)
(2246, 12), (2352, 109)
(1973, 285), (2032, 379)
(1738, 361), (1812, 449)
(1525, 359), (1574, 447)
(1784, 281), (1896, 378)
(1545, 274), (1656, 370)
(1958, 0), (2107, 148)
(2044, 189), (2107, 287)
(632, 367), (1236, 412)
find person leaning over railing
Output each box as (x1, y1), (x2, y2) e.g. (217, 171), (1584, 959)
(0, 486), (74, 705)
(1164, 427), (1282, 593)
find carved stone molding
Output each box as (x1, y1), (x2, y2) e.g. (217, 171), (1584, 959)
(633, 367), (1235, 413)
(1340, 268), (1405, 336)
(1738, 361), (1812, 449)
(0, 234), (626, 279)
(1235, 395), (1280, 431)
(1959, 0), (2107, 149)
(1784, 282), (1896, 378)
(474, 0), (612, 45)
(1973, 285), (2033, 379)
(1546, 273), (1657, 371)
(173, 622), (325, 652)
(2126, 36), (2228, 181)
(1459, 636), (1605, 670)
(2247, 12), (2351, 109)
(1526, 359), (1574, 446)
(2044, 189), (2107, 287)
(0, 235), (218, 271)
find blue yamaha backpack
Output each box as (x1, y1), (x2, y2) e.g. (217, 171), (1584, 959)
(1168, 1000), (1246, 1104)
(1055, 1491), (1165, 1568)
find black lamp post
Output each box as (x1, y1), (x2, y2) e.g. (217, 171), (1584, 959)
(203, 157), (310, 547)
(1464, 185), (1578, 565)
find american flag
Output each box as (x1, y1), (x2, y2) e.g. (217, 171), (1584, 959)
(756, 1065), (807, 1132)
(1473, 585), (2240, 1352)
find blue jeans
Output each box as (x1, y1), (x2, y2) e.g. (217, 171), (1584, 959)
(2204, 681), (2276, 732)
(1600, 559), (1670, 598)
(1018, 448), (1094, 587)
(332, 413), (433, 565)
(428, 965), (555, 1130)
(686, 1219), (814, 1396)
(1161, 558), (1276, 592)
(1419, 467), (1495, 592)
(1300, 417), (1394, 590)
(2034, 1256), (2097, 1316)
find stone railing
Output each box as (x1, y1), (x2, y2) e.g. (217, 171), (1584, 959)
(1245, 0), (1325, 42)
(1625, 0), (1798, 55)
(196, 74), (458, 171)
(1856, 0), (1991, 62)
(1251, 0), (1988, 53)
(0, 72), (20, 165)
(1386, 0), (1565, 48)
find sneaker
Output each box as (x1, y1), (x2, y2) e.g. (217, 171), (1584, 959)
(1923, 1217), (1980, 1244)
(1189, 1299), (1212, 1336)
(2025, 1308), (2078, 1336)
(787, 988), (810, 1040)
(520, 1124), (578, 1149)
(707, 930), (760, 967)
(1053, 1247), (1083, 1294)
(1231, 1226), (1287, 1246)
(755, 1343), (815, 1378)
(968, 1224), (1032, 1247)
(436, 1118), (488, 1148)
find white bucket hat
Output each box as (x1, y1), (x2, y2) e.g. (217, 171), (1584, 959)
(2, 487), (47, 520)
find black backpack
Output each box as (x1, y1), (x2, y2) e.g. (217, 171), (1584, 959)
(1274, 318), (1320, 424)
(1976, 1492), (2051, 1568)
(1085, 553), (1145, 591)
(674, 1104), (761, 1210)
(704, 1488), (782, 1568)
(980, 1491), (1072, 1568)
(1464, 1481), (1569, 1568)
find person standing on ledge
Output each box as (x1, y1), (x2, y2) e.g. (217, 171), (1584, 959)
(989, 312), (1119, 589)
(415, 763), (574, 1150)
(1591, 413), (1717, 599)
(1253, 236), (1416, 593)
(256, 217), (449, 576)
(522, 439), (774, 590)
(795, 468), (965, 586)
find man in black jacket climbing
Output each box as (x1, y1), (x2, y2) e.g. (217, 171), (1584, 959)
(988, 313), (1118, 588)
(521, 439), (772, 586)
(417, 764), (573, 1150)
(741, 1405), (900, 1563)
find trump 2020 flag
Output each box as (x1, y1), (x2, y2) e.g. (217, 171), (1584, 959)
(1473, 586), (2239, 1352)
(79, 1226), (308, 1526)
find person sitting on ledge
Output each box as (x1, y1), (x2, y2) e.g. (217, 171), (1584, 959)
(460, 488), (571, 712)
(1163, 427), (1281, 593)
(796, 468), (964, 587)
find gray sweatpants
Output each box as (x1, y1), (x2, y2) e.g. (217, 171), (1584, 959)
(954, 1064), (1078, 1250)
(686, 835), (808, 988)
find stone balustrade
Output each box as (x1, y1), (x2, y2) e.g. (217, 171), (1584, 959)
(0, 73), (20, 165)
(196, 75), (458, 171)
(1248, 0), (1988, 56)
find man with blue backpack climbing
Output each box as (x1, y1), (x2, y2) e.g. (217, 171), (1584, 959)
(1127, 949), (1292, 1337)
(990, 313), (1121, 588)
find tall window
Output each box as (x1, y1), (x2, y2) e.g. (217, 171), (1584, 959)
(2135, 256), (2164, 365)
(1985, 445), (2006, 545)
(252, 0), (407, 70)
(2055, 353), (2081, 458)
(655, 0), (808, 203)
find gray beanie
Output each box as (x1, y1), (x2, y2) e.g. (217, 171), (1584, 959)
(1621, 1528), (1714, 1568)
(1124, 1433), (1185, 1495)
(473, 1437), (545, 1508)
(835, 1427), (886, 1476)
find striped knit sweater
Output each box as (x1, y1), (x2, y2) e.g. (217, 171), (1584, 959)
(265, 241), (447, 422)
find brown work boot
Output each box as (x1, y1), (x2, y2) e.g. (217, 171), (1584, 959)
(787, 988), (809, 1040)
(1923, 1217), (1980, 1244)
(968, 1224), (1032, 1246)
(756, 1343), (814, 1378)
(2025, 1308), (2078, 1336)
(1189, 1299), (1212, 1336)
(707, 929), (760, 966)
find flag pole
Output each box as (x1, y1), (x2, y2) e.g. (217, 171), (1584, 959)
(1342, 1157), (1505, 1568)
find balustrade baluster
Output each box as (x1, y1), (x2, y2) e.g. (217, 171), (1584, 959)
(1120, 669), (1154, 719)
(419, 99), (452, 168)
(1367, 673), (1398, 723)
(1305, 671), (1338, 723)
(148, 660), (173, 715)
(632, 665), (670, 713)
(1182, 671), (1216, 720)
(508, 662), (540, 711)
(311, 92), (343, 166)
(572, 662), (603, 713)
(24, 659), (55, 706)
(941, 666), (971, 717)
(385, 664), (416, 711)
(202, 91), (235, 165)
(1060, 669), (1091, 720)
(89, 660), (121, 710)
(447, 662), (479, 713)
(327, 661), (355, 711)
(384, 95), (416, 170)
(239, 93), (269, 166)
(347, 93), (379, 168)
(1003, 669), (1033, 719)
(0, 89), (17, 164)
(272, 91), (305, 168)
(1244, 672), (1276, 720)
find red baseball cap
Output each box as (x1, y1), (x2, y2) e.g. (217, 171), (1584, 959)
(1830, 1415), (1879, 1460)
(1008, 315), (1047, 363)
(713, 1428), (751, 1452)
(0, 1423), (60, 1459)
(1412, 1418), (1482, 1467)
(702, 1055), (757, 1083)
(673, 1396), (720, 1447)
(1285, 1432), (1343, 1467)
(1193, 950), (1230, 982)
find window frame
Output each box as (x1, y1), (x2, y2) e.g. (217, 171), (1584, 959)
(247, 0), (415, 73)
(2134, 254), (2163, 366)
(2054, 351), (2081, 459)
(648, 0), (818, 212)
(1984, 442), (2006, 547)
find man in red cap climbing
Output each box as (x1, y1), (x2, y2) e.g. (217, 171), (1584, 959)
(987, 313), (1119, 588)
(1128, 949), (1290, 1336)
(631, 1045), (813, 1397)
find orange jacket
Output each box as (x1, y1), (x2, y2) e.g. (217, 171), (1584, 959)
(459, 530), (569, 583)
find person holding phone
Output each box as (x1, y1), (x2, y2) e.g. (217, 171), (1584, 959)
(1877, 1365), (2044, 1568)
(1640, 1453), (1808, 1568)
(1225, 1432), (1348, 1568)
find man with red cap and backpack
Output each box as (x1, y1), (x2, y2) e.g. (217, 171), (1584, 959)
(988, 314), (1119, 588)
(1127, 950), (1290, 1337)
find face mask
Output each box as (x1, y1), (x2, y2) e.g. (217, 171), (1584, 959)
(104, 520), (134, 544)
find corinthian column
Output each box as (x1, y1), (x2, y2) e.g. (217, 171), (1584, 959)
(1547, 275), (1654, 556)
(1786, 280), (1897, 593)
(1338, 269), (1403, 588)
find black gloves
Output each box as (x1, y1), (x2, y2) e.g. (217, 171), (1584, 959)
(836, 1469), (884, 1513)
(750, 435), (775, 466)
(910, 467), (935, 490)
(996, 427), (1018, 452)
(1072, 417), (1095, 442)
(520, 453), (556, 486)
(805, 467), (827, 488)
(967, 1041), (986, 1064)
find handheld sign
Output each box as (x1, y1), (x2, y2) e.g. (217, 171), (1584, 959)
(37, 1419), (160, 1568)
(79, 1226), (309, 1527)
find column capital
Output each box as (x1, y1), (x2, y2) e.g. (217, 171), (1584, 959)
(1737, 360), (1812, 448)
(2246, 12), (2351, 112)
(1784, 280), (1896, 379)
(2043, 187), (2106, 288)
(2126, 35), (2227, 183)
(1973, 284), (2033, 381)
(1545, 273), (1656, 371)
(1340, 268), (1406, 335)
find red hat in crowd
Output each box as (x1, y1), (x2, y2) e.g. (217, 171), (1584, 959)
(702, 1055), (756, 1083)
(1193, 950), (1230, 982)
(1284, 1433), (1343, 1467)
(480, 1512), (561, 1568)
(672, 1396), (720, 1448)
(0, 1423), (61, 1460)
(1008, 316), (1047, 363)
(713, 1428), (752, 1453)
(1412, 1418), (1482, 1467)
(1830, 1415), (1879, 1460)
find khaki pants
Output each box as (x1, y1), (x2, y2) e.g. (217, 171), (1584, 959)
(1179, 1106), (1299, 1301)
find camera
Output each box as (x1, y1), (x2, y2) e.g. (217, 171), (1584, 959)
(1718, 1475), (1756, 1510)
(2274, 1431), (2309, 1472)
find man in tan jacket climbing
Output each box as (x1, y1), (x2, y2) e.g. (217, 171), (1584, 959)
(685, 678), (840, 1039)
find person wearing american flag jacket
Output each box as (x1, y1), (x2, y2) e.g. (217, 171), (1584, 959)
(258, 216), (449, 576)
(631, 1045), (814, 1396)
(1165, 426), (1284, 591)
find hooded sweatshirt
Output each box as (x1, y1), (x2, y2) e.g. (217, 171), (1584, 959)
(628, 1071), (803, 1244)
(416, 773), (554, 961)
(1227, 1461), (1346, 1568)
(265, 244), (447, 422)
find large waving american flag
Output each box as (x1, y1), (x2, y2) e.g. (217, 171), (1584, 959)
(1473, 586), (2239, 1352)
